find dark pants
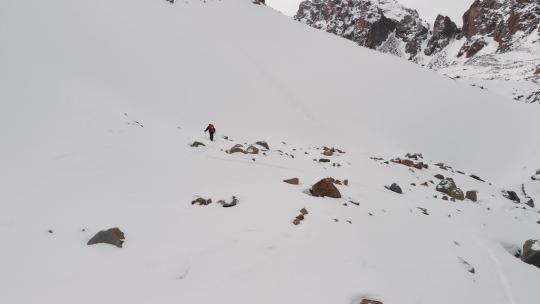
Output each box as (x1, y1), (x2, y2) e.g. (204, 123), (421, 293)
(210, 132), (214, 141)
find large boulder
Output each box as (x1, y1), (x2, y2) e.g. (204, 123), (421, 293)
(436, 178), (464, 201)
(87, 227), (125, 248)
(310, 178), (341, 199)
(521, 239), (540, 268)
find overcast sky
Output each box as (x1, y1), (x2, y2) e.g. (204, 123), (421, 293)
(266, 0), (474, 25)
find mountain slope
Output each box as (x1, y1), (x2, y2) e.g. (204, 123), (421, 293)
(1, 1), (539, 304)
(296, 0), (540, 103)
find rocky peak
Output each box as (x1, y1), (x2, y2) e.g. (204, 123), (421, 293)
(295, 0), (429, 58)
(425, 15), (461, 56)
(461, 0), (540, 55)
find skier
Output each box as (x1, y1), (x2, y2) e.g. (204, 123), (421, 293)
(204, 123), (216, 141)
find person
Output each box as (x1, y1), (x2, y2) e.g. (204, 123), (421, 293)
(204, 123), (216, 141)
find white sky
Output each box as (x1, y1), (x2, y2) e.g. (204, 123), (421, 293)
(266, 0), (473, 25)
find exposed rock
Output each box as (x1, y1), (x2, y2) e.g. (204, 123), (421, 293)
(284, 178), (300, 185)
(470, 174), (485, 182)
(521, 239), (540, 268)
(322, 150), (333, 156)
(296, 214), (305, 221)
(192, 198), (212, 205)
(466, 191), (478, 202)
(296, 0), (429, 58)
(293, 218), (301, 225)
(300, 208), (309, 215)
(425, 15), (460, 56)
(246, 145), (259, 154)
(311, 178), (342, 198)
(434, 174), (444, 180)
(87, 227), (125, 248)
(319, 158), (331, 163)
(436, 178), (464, 201)
(255, 141), (270, 150)
(221, 196), (239, 208)
(227, 144), (246, 154)
(360, 299), (383, 304)
(442, 196), (449, 201)
(343, 179), (349, 186)
(405, 152), (423, 160)
(503, 190), (520, 203)
(386, 183), (403, 194)
(190, 141), (205, 147)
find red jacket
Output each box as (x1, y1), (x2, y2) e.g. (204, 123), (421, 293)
(205, 124), (215, 134)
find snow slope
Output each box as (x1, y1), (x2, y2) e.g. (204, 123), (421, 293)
(1, 1), (539, 304)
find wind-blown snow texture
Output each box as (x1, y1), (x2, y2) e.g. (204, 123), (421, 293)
(1, 1), (540, 304)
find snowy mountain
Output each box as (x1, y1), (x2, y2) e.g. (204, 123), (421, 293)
(1, 1), (540, 304)
(296, 0), (540, 103)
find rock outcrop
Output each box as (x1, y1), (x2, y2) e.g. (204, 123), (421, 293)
(436, 178), (464, 201)
(87, 227), (125, 248)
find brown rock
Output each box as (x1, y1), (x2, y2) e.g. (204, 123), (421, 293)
(228, 144), (246, 154)
(300, 208), (308, 215)
(413, 162), (425, 170)
(360, 299), (383, 304)
(190, 141), (205, 147)
(387, 183), (402, 194)
(87, 227), (125, 248)
(246, 145), (260, 154)
(293, 218), (301, 225)
(322, 150), (333, 156)
(401, 159), (414, 167)
(283, 178), (299, 185)
(466, 191), (478, 202)
(521, 239), (540, 268)
(296, 214), (305, 221)
(192, 198), (212, 205)
(311, 178), (342, 198)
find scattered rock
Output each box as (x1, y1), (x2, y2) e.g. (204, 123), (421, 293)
(300, 208), (308, 215)
(436, 178), (465, 201)
(246, 145), (259, 154)
(386, 183), (402, 194)
(420, 182), (429, 187)
(521, 239), (540, 268)
(227, 144), (246, 154)
(255, 141), (270, 150)
(442, 196), (449, 201)
(221, 196), (238, 208)
(190, 141), (205, 147)
(296, 214), (305, 221)
(470, 174), (485, 182)
(502, 190), (520, 203)
(434, 174), (444, 180)
(466, 191), (478, 202)
(405, 153), (423, 160)
(322, 150), (333, 156)
(87, 227), (125, 248)
(48, 229), (53, 234)
(417, 207), (429, 215)
(343, 179), (349, 186)
(360, 299), (383, 304)
(311, 178), (342, 198)
(318, 158), (331, 163)
(293, 218), (301, 225)
(283, 178), (300, 185)
(192, 198), (212, 205)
